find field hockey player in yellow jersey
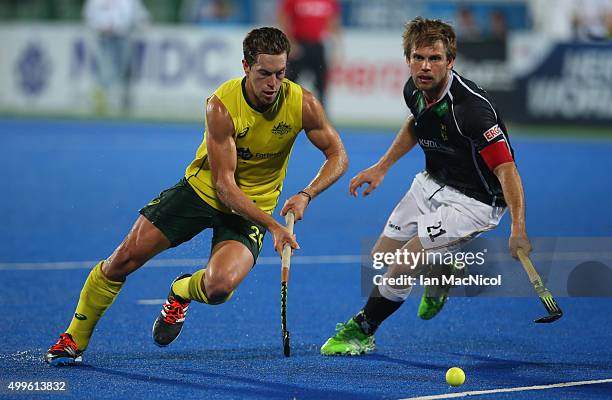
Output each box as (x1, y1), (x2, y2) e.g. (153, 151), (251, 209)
(44, 27), (348, 366)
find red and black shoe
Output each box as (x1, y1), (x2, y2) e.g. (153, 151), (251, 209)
(152, 274), (191, 347)
(44, 333), (83, 366)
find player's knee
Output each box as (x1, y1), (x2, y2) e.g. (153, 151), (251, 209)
(379, 282), (412, 301)
(378, 272), (413, 301)
(371, 235), (409, 259)
(204, 279), (234, 305)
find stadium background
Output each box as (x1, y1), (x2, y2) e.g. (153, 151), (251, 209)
(1, 1), (611, 399)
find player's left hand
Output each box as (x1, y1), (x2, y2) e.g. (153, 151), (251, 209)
(509, 232), (532, 259)
(280, 193), (309, 221)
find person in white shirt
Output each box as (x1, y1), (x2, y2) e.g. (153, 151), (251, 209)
(83, 0), (149, 114)
(573, 0), (612, 40)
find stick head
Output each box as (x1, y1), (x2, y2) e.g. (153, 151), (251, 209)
(534, 310), (562, 323)
(283, 331), (290, 357)
(534, 296), (563, 323)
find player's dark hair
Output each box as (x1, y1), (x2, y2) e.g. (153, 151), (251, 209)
(402, 17), (457, 61)
(243, 27), (291, 66)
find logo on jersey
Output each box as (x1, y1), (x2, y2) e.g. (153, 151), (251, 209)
(418, 138), (455, 154)
(237, 147), (253, 160)
(237, 127), (249, 138)
(271, 122), (291, 136)
(440, 124), (448, 141)
(483, 124), (502, 142)
(146, 198), (161, 207)
(418, 138), (441, 149)
(254, 150), (285, 159)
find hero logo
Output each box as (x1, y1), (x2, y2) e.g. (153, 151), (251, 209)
(483, 124), (502, 142)
(15, 42), (51, 96)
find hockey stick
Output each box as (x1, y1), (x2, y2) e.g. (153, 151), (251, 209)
(280, 211), (295, 357)
(517, 249), (563, 323)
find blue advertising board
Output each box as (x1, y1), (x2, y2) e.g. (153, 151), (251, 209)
(516, 42), (612, 126)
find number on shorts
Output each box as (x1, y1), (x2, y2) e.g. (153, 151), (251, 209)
(426, 221), (447, 242)
(249, 225), (263, 249)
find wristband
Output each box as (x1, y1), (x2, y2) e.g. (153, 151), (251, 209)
(298, 190), (312, 204)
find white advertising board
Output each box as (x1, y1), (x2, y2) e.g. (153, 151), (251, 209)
(0, 24), (410, 125)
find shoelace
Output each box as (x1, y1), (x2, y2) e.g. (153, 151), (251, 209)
(162, 297), (189, 324)
(50, 333), (78, 353)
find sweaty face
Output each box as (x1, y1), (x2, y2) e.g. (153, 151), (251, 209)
(408, 40), (454, 100)
(243, 53), (287, 108)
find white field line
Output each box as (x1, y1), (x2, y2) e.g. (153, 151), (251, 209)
(137, 299), (166, 305)
(399, 378), (612, 400)
(0, 255), (362, 271)
(1, 251), (611, 271)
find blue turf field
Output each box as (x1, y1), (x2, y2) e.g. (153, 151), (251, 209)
(1, 118), (611, 399)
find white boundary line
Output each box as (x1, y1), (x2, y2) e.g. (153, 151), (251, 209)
(1, 251), (611, 271)
(137, 299), (166, 305)
(0, 255), (362, 271)
(399, 378), (612, 400)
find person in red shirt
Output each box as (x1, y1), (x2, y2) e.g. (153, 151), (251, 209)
(278, 0), (341, 108)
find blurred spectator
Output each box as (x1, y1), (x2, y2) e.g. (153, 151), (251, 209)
(84, 0), (149, 115)
(456, 6), (481, 40)
(489, 9), (508, 40)
(278, 0), (341, 108)
(573, 0), (612, 40)
(528, 0), (574, 40)
(180, 0), (244, 25)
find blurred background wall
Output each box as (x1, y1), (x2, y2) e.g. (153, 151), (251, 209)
(1, 0), (611, 128)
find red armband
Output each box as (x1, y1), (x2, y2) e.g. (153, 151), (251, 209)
(479, 140), (514, 171)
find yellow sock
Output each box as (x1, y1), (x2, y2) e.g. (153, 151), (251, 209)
(172, 269), (233, 304)
(66, 261), (123, 350)
(171, 274), (193, 300)
(187, 269), (210, 303)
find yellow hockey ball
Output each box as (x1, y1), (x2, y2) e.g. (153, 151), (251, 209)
(446, 367), (465, 387)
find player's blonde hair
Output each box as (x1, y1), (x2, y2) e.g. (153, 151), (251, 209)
(402, 17), (457, 61)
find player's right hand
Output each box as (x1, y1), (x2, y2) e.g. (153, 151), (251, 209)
(280, 194), (309, 221)
(509, 232), (532, 260)
(349, 165), (385, 197)
(270, 224), (299, 256)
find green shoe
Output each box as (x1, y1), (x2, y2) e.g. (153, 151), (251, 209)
(417, 285), (449, 320)
(320, 319), (375, 356)
(418, 262), (459, 320)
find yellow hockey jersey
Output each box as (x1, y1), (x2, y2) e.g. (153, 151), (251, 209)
(185, 77), (303, 214)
